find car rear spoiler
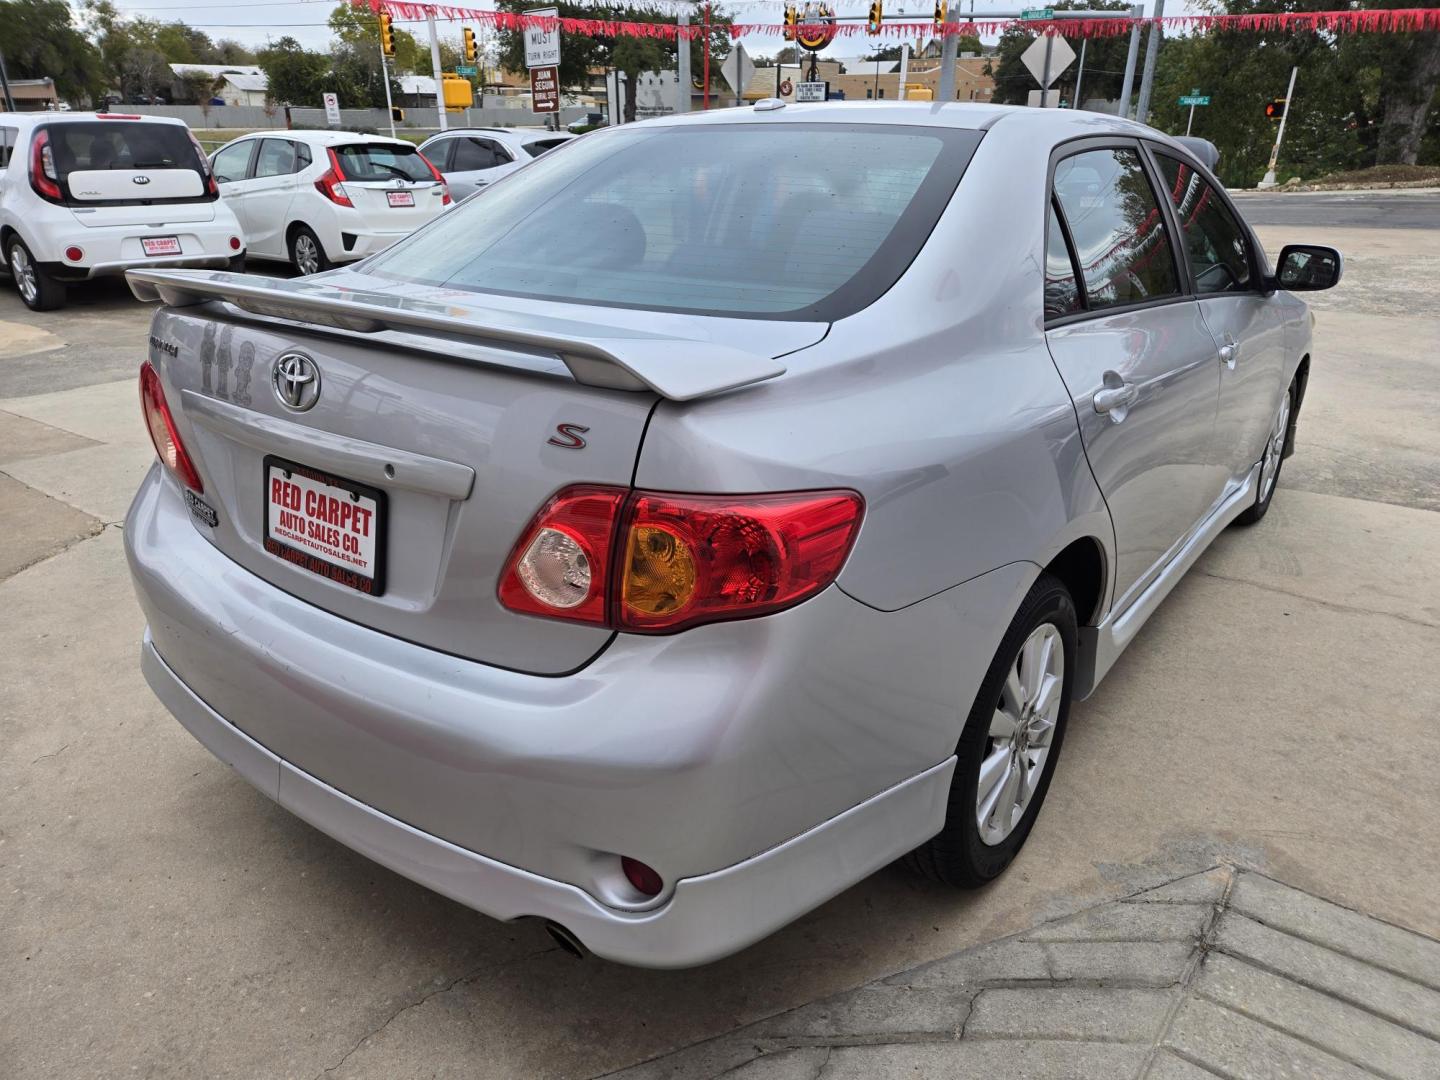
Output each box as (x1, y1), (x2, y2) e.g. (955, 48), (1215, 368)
(125, 269), (786, 402)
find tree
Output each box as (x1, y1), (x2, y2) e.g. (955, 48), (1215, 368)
(328, 3), (426, 74)
(0, 0), (105, 101)
(986, 0), (1131, 107)
(257, 36), (328, 107)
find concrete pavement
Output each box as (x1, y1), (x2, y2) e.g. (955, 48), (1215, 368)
(1, 196), (1437, 1078)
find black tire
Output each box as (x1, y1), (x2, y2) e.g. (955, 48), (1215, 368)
(905, 573), (1077, 887)
(226, 253), (247, 273)
(1234, 379), (1296, 527)
(288, 225), (329, 276)
(7, 237), (67, 311)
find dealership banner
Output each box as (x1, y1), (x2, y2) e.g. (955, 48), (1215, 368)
(355, 1), (1440, 42)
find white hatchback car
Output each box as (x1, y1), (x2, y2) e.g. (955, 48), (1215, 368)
(417, 128), (574, 201)
(0, 112), (244, 310)
(210, 130), (450, 275)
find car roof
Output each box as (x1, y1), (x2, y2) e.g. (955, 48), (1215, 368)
(7, 111), (189, 128)
(241, 130), (415, 148)
(421, 127), (572, 144)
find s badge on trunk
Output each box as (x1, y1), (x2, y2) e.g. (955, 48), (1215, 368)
(547, 423), (589, 450)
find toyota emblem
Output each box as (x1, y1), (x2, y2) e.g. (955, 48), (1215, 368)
(272, 353), (321, 411)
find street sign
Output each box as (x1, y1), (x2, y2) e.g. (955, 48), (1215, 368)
(795, 81), (828, 102)
(523, 6), (561, 69)
(1178, 94), (1210, 106)
(456, 65), (479, 77)
(720, 44), (756, 102)
(322, 92), (340, 126)
(530, 65), (560, 112)
(1020, 34), (1075, 88)
(1021, 7), (1054, 19)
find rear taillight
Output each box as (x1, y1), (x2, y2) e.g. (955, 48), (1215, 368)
(417, 151), (451, 205)
(314, 148), (353, 207)
(139, 362), (204, 492)
(498, 486), (863, 633)
(30, 130), (62, 203)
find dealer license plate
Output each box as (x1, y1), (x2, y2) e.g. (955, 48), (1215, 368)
(141, 236), (182, 256)
(387, 190), (415, 207)
(263, 457), (387, 595)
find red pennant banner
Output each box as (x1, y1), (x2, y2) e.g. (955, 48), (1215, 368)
(355, 1), (1440, 42)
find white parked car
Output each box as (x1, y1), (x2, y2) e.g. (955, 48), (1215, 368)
(0, 112), (244, 311)
(417, 128), (574, 201)
(209, 130), (449, 275)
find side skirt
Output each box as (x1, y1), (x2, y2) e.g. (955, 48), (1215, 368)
(1074, 460), (1262, 700)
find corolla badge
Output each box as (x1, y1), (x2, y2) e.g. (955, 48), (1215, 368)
(272, 353), (321, 411)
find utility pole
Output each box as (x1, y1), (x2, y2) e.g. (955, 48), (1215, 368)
(0, 47), (15, 113)
(1039, 32), (1055, 108)
(379, 46), (396, 138)
(426, 10), (447, 132)
(1072, 38), (1086, 110)
(1259, 65), (1298, 189)
(898, 42), (909, 100)
(1134, 0), (1164, 124)
(1117, 4), (1143, 119)
(938, 30), (958, 102)
(676, 12), (690, 112)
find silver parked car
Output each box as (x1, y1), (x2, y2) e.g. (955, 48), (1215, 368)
(417, 127), (574, 200)
(124, 102), (1340, 968)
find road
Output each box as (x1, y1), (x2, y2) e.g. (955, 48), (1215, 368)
(1231, 188), (1440, 228)
(2, 192), (1438, 1079)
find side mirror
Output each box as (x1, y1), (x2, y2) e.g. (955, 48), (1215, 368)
(1273, 244), (1343, 292)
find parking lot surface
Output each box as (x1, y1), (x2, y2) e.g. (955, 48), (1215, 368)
(2, 193), (1438, 1078)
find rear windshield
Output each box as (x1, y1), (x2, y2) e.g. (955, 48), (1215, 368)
(334, 143), (434, 182)
(522, 138), (570, 158)
(45, 121), (204, 177)
(360, 122), (982, 321)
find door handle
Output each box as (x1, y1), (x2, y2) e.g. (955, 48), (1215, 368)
(1093, 378), (1138, 416)
(1218, 343), (1238, 367)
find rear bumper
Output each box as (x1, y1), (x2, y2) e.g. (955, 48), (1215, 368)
(126, 464), (1030, 965)
(140, 636), (953, 968)
(34, 218), (242, 280)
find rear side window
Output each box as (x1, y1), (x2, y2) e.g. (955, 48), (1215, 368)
(362, 123), (983, 321)
(451, 137), (507, 170)
(1053, 148), (1179, 311)
(1154, 153), (1252, 293)
(0, 127), (16, 169)
(523, 138), (569, 158)
(334, 143), (434, 182)
(296, 143), (312, 170)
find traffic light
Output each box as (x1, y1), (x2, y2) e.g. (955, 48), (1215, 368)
(784, 5), (797, 41)
(462, 27), (477, 65)
(391, 106), (404, 122)
(934, 0), (946, 25)
(1264, 98), (1286, 121)
(867, 0), (883, 34)
(378, 12), (395, 57)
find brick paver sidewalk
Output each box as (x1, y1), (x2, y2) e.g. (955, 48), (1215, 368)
(609, 867), (1440, 1079)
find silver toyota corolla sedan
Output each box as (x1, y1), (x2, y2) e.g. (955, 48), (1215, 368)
(124, 102), (1340, 968)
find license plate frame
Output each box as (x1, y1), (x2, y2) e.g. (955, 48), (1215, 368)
(141, 236), (182, 256)
(386, 190), (416, 208)
(262, 456), (388, 596)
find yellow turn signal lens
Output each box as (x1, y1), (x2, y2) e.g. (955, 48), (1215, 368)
(623, 525), (697, 616)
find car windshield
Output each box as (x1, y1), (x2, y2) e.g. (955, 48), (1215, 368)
(45, 121), (203, 175)
(360, 122), (982, 320)
(522, 138), (570, 158)
(334, 143), (433, 182)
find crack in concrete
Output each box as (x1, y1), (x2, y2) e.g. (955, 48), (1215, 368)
(313, 945), (561, 1080)
(1198, 570), (1440, 630)
(31, 743), (69, 764)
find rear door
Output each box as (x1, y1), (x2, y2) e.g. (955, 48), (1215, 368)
(243, 138), (306, 256)
(1044, 140), (1228, 613)
(1150, 147), (1289, 486)
(44, 120), (218, 228)
(445, 135), (514, 198)
(332, 141), (447, 228)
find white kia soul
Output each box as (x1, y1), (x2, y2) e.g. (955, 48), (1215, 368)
(0, 112), (244, 311)
(208, 130), (450, 275)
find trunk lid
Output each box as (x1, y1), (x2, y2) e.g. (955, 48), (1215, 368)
(139, 272), (824, 674)
(332, 141), (448, 229)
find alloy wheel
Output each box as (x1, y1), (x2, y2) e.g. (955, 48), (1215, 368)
(294, 235), (321, 276)
(1259, 391), (1292, 503)
(11, 244), (38, 306)
(976, 622), (1063, 846)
